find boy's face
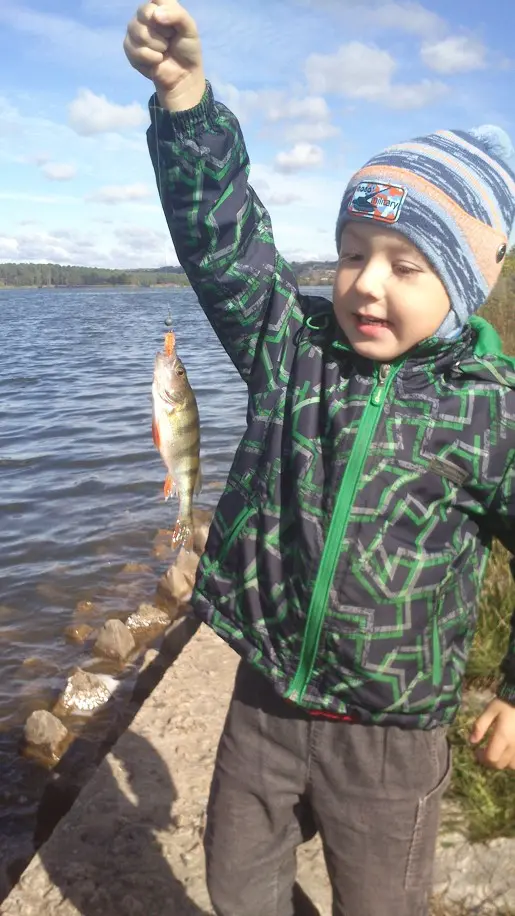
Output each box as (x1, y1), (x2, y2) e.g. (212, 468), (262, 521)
(333, 221), (451, 362)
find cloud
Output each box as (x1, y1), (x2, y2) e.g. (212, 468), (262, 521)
(385, 80), (448, 109)
(306, 42), (446, 109)
(252, 179), (303, 206)
(213, 80), (339, 145)
(266, 191), (304, 206)
(87, 183), (153, 205)
(0, 4), (120, 71)
(274, 143), (324, 173)
(212, 82), (329, 126)
(114, 225), (168, 247)
(365, 2), (445, 37)
(266, 96), (331, 123)
(40, 162), (77, 181)
(68, 89), (147, 136)
(291, 0), (445, 37)
(0, 191), (80, 205)
(306, 43), (397, 99)
(0, 237), (19, 257)
(0, 225), (176, 269)
(0, 230), (85, 263)
(284, 121), (341, 142)
(421, 36), (487, 74)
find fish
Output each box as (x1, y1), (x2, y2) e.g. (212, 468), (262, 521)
(152, 330), (202, 551)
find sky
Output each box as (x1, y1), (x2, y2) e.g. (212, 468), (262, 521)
(0, 0), (513, 269)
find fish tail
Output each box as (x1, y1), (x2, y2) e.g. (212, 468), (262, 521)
(171, 516), (194, 552)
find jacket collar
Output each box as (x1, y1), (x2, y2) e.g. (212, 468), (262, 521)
(306, 307), (514, 386)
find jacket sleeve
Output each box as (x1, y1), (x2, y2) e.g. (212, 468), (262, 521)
(146, 81), (302, 389)
(486, 455), (515, 706)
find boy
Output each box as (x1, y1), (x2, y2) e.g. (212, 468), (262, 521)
(124, 3), (515, 914)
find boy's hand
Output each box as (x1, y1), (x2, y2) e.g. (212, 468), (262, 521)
(470, 697), (515, 770)
(123, 0), (205, 112)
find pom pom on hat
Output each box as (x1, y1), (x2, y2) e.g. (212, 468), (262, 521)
(468, 124), (515, 165)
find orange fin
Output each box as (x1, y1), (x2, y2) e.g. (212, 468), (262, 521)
(152, 418), (160, 450)
(164, 475), (176, 500)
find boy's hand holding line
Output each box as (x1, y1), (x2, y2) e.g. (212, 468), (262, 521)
(123, 0), (206, 111)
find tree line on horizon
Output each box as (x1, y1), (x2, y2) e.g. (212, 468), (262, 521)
(0, 262), (189, 288)
(0, 258), (347, 288)
(1, 255), (514, 296)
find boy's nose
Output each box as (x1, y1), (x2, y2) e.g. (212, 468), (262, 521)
(353, 261), (387, 300)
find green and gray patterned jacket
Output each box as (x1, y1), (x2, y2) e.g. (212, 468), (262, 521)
(148, 83), (515, 729)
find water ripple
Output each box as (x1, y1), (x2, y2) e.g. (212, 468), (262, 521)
(0, 283), (330, 849)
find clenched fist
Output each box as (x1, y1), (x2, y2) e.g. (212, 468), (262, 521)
(123, 0), (205, 111)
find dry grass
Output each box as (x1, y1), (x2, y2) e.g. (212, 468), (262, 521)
(480, 256), (515, 355)
(438, 262), (515, 862)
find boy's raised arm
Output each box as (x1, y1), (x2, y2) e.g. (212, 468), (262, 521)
(124, 0), (300, 385)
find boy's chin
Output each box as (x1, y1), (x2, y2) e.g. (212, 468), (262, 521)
(349, 338), (401, 362)
(341, 325), (403, 362)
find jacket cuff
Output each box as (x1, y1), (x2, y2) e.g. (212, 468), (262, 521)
(496, 680), (515, 706)
(148, 81), (215, 139)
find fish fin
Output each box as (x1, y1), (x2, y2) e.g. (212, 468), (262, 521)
(152, 418), (160, 450)
(164, 475), (177, 500)
(194, 463), (203, 496)
(172, 519), (194, 552)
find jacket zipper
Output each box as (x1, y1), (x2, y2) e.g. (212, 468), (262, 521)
(285, 362), (398, 703)
(432, 615), (442, 688)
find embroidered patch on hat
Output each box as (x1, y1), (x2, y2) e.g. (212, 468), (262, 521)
(348, 181), (407, 224)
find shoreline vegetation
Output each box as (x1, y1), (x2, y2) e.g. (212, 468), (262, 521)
(0, 259), (338, 289)
(3, 256), (515, 850)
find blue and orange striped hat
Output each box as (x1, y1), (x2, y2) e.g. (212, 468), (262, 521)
(335, 126), (515, 338)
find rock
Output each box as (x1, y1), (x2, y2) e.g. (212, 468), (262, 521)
(191, 509), (212, 555)
(75, 600), (96, 615)
(140, 648), (160, 670)
(176, 546), (201, 578)
(126, 603), (170, 633)
(193, 523), (210, 557)
(94, 619), (136, 663)
(0, 604), (16, 622)
(192, 508), (214, 526)
(64, 623), (94, 644)
(156, 565), (194, 608)
(23, 710), (69, 763)
(20, 657), (60, 679)
(55, 670), (118, 715)
(156, 549), (200, 610)
(120, 562), (153, 575)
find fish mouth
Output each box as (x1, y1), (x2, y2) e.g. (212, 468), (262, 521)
(154, 384), (180, 407)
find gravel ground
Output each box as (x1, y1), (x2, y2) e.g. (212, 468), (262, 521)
(2, 622), (514, 916)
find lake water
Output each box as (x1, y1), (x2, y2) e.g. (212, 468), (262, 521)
(0, 284), (330, 882)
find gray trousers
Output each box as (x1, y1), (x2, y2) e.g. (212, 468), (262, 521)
(204, 661), (452, 916)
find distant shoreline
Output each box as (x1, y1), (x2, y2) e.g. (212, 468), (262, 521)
(0, 283), (190, 291)
(0, 281), (333, 291)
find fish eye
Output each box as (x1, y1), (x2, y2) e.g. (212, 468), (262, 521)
(176, 366), (185, 377)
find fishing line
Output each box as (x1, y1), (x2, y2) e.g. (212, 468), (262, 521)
(152, 73), (174, 332)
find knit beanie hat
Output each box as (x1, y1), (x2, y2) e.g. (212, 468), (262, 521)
(335, 126), (515, 338)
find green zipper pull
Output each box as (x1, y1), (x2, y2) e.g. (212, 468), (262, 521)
(371, 363), (391, 405)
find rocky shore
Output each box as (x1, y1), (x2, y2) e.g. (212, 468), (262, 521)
(2, 509), (515, 914)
